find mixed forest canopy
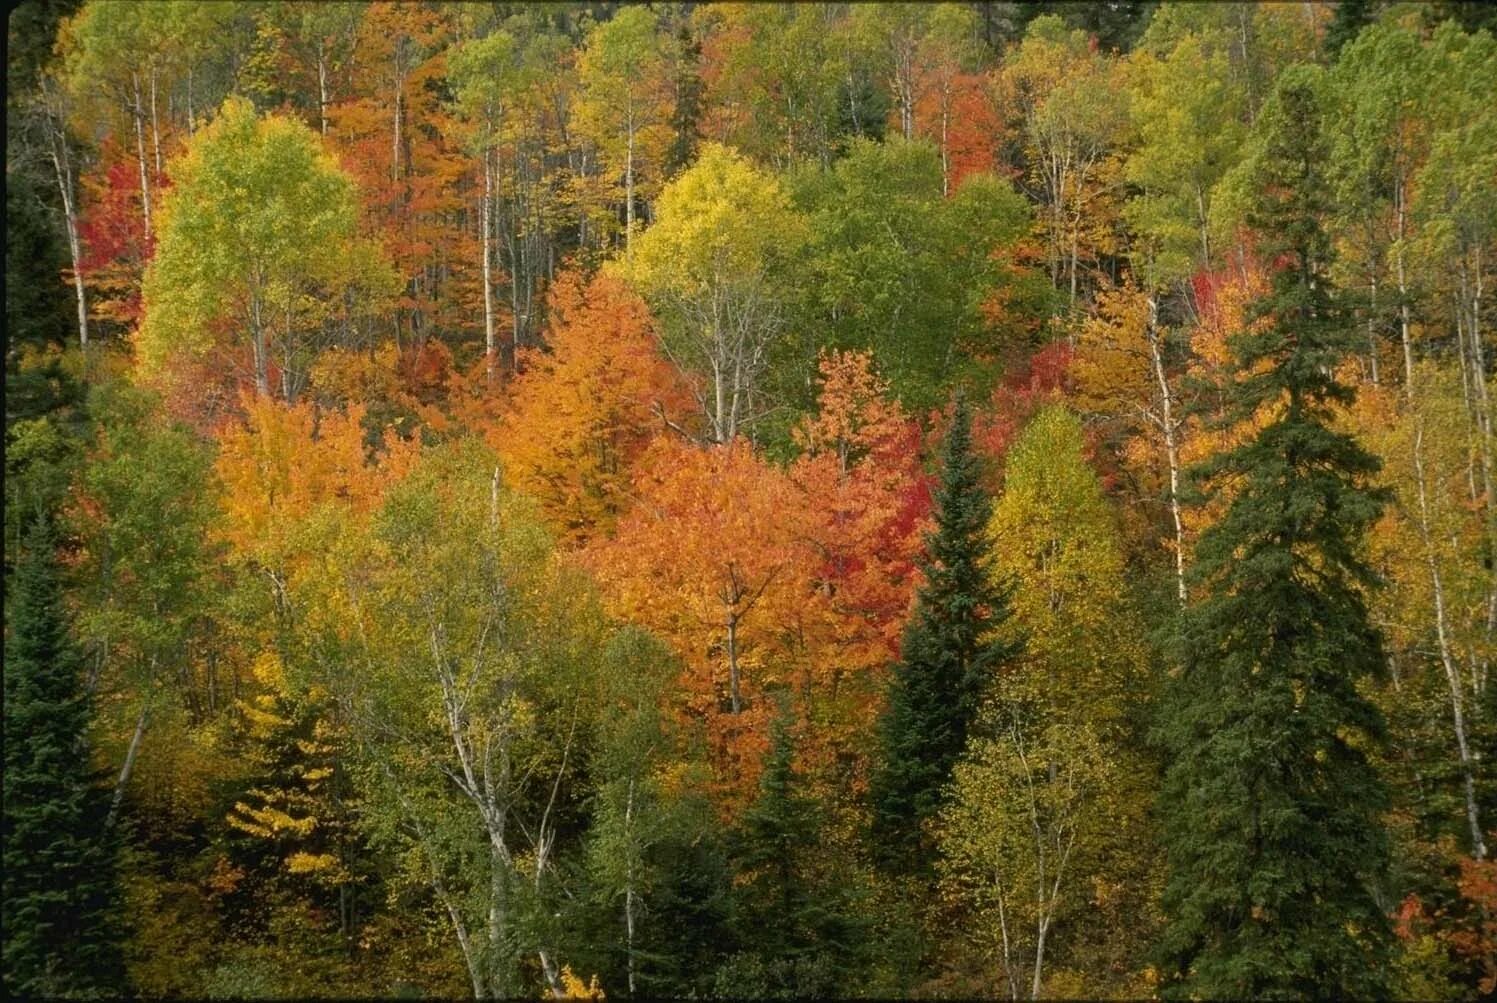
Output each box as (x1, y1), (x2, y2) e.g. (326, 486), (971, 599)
(4, 0), (1497, 998)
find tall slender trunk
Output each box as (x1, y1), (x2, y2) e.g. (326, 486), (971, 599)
(726, 610), (742, 714)
(940, 85), (950, 197)
(106, 691), (151, 830)
(132, 73), (152, 241)
(625, 777), (637, 997)
(1147, 296), (1186, 605)
(1031, 916), (1048, 1000)
(43, 84), (89, 348)
(150, 65), (162, 178)
(482, 146), (497, 383)
(625, 102), (636, 258)
(251, 289), (271, 397)
(1413, 419), (1488, 860)
(317, 42), (329, 135)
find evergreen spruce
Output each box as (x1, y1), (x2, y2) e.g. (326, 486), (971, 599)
(870, 394), (1019, 868)
(719, 701), (865, 997)
(1156, 67), (1392, 999)
(2, 517), (126, 997)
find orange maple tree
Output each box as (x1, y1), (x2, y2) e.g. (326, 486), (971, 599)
(586, 434), (815, 810)
(492, 271), (692, 544)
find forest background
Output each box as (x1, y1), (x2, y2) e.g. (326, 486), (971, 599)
(4, 1), (1496, 998)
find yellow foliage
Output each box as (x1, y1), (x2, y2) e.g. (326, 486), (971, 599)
(557, 966), (605, 1000)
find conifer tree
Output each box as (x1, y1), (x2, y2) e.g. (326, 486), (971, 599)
(870, 394), (1019, 868)
(718, 700), (865, 998)
(1156, 67), (1393, 999)
(2, 517), (125, 996)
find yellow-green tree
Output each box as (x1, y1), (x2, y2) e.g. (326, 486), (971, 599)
(575, 5), (674, 257)
(938, 405), (1155, 999)
(138, 97), (395, 399)
(620, 143), (806, 443)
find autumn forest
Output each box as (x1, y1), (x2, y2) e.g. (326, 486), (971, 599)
(4, 1), (1496, 998)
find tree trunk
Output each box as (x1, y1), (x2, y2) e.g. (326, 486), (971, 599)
(132, 72), (152, 242)
(105, 696), (150, 830)
(43, 84), (89, 349)
(726, 610), (742, 714)
(1147, 296), (1186, 605)
(251, 290), (271, 397)
(482, 146), (497, 384)
(317, 42), (329, 135)
(150, 65), (162, 178)
(625, 777), (637, 998)
(625, 102), (636, 258)
(1413, 417), (1488, 860)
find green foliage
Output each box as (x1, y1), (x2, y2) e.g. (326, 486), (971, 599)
(716, 701), (869, 999)
(2, 517), (127, 997)
(870, 395), (1019, 869)
(138, 96), (396, 398)
(1156, 67), (1394, 999)
(789, 138), (1032, 416)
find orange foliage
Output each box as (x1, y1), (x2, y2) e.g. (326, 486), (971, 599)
(587, 436), (815, 811)
(913, 69), (1009, 192)
(494, 272), (692, 544)
(790, 351), (931, 791)
(215, 393), (417, 579)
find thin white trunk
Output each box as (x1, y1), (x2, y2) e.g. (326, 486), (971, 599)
(481, 147), (497, 383)
(1147, 296), (1186, 605)
(625, 777), (637, 997)
(132, 72), (152, 241)
(1413, 418), (1488, 860)
(150, 66), (162, 178)
(106, 695), (150, 829)
(43, 84), (89, 348)
(625, 102), (636, 257)
(317, 42), (329, 135)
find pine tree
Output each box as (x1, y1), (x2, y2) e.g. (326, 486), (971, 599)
(870, 394), (1019, 869)
(2, 517), (126, 996)
(1156, 67), (1392, 999)
(718, 701), (865, 998)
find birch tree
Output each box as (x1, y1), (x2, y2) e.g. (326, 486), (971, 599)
(622, 143), (806, 444)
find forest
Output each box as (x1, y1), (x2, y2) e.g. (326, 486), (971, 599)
(3, 1), (1496, 998)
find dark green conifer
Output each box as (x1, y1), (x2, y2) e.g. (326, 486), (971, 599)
(719, 701), (865, 998)
(2, 517), (126, 997)
(869, 394), (1018, 869)
(1156, 66), (1392, 999)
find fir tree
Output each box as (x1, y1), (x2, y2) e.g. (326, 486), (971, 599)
(2, 517), (126, 997)
(718, 700), (865, 998)
(1156, 67), (1392, 999)
(870, 394), (1019, 869)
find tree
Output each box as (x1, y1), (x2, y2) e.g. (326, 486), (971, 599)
(447, 28), (521, 381)
(1002, 15), (1128, 310)
(715, 701), (868, 999)
(2, 517), (126, 996)
(138, 96), (395, 399)
(791, 138), (1032, 414)
(790, 350), (930, 739)
(312, 438), (608, 998)
(1123, 27), (1246, 283)
(493, 272), (690, 545)
(1156, 67), (1394, 998)
(621, 142), (806, 444)
(869, 394), (1019, 869)
(574, 5), (674, 257)
(936, 404), (1155, 999)
(72, 382), (222, 829)
(587, 436), (812, 806)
